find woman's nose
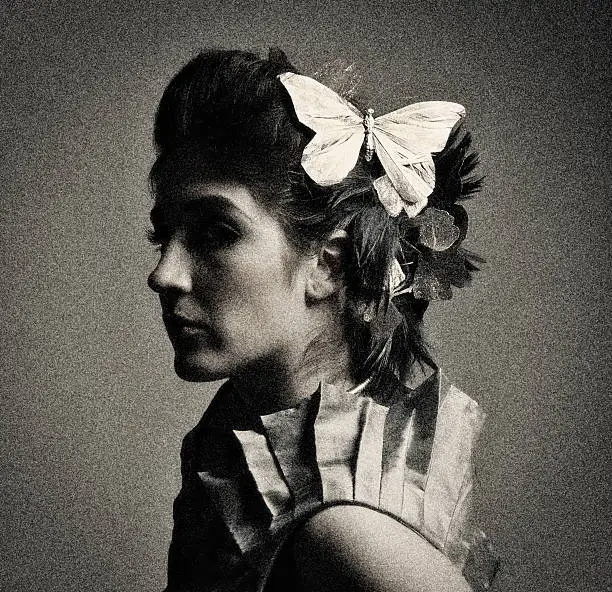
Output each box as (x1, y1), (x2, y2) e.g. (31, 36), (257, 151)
(148, 241), (193, 294)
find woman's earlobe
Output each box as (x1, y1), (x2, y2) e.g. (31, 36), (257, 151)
(305, 230), (349, 302)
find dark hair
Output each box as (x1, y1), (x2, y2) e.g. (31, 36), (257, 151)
(151, 48), (472, 387)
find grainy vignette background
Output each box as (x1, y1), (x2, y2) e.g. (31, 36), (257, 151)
(1, 1), (610, 591)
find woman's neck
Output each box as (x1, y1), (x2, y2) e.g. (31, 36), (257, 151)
(231, 324), (356, 416)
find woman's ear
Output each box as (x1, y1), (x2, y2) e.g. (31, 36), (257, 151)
(305, 229), (349, 303)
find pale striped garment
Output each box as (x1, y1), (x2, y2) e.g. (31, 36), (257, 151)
(164, 369), (499, 592)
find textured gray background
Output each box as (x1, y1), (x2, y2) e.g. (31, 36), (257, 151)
(1, 1), (610, 591)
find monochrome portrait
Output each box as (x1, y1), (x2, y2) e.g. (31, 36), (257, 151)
(2, 2), (609, 591)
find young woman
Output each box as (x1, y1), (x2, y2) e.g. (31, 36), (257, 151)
(148, 48), (499, 592)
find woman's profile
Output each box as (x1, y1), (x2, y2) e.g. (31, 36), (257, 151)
(147, 48), (499, 591)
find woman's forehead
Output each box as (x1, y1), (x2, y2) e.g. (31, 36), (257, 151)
(151, 181), (260, 226)
(151, 143), (249, 187)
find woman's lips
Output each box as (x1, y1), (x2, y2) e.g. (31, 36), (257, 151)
(162, 313), (209, 340)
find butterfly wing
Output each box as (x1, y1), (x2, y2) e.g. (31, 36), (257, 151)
(372, 138), (433, 217)
(279, 72), (364, 185)
(374, 101), (465, 155)
(372, 102), (465, 216)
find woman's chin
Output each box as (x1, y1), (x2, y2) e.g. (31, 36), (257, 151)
(173, 354), (229, 382)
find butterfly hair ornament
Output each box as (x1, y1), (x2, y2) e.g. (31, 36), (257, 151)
(278, 71), (483, 302)
(279, 72), (465, 218)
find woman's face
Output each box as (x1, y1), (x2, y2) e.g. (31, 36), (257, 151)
(148, 172), (314, 382)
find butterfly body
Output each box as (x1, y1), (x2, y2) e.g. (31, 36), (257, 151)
(364, 108), (375, 162)
(279, 72), (465, 217)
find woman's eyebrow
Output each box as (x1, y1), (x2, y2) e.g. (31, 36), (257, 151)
(150, 193), (254, 225)
(185, 194), (254, 221)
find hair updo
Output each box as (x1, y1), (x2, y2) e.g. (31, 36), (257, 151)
(150, 48), (475, 388)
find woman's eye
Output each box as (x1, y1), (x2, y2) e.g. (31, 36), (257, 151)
(189, 222), (240, 250)
(146, 220), (241, 254)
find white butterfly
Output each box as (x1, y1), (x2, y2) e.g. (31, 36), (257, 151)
(278, 72), (465, 218)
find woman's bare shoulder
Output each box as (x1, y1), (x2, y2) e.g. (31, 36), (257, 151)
(292, 504), (472, 592)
